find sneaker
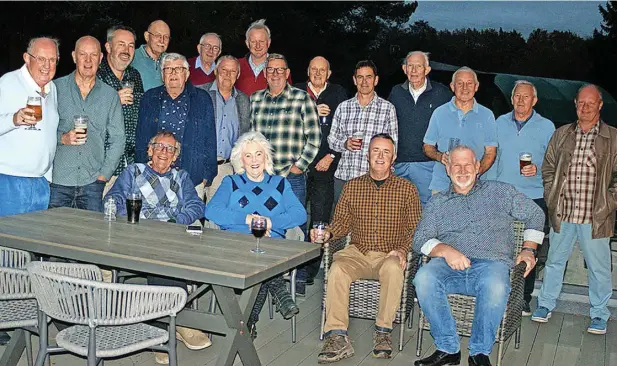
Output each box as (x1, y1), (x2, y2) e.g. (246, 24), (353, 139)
(154, 352), (169, 365)
(587, 317), (607, 335)
(372, 331), (392, 358)
(176, 326), (212, 350)
(318, 333), (354, 363)
(531, 306), (552, 323)
(278, 295), (300, 320)
(522, 301), (532, 316)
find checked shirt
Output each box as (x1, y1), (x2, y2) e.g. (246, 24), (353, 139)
(328, 173), (422, 254)
(250, 84), (320, 176)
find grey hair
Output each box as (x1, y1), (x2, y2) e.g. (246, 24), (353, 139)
(510, 80), (538, 99)
(148, 131), (181, 158)
(451, 66), (479, 84)
(215, 55), (240, 73)
(230, 131), (275, 175)
(27, 37), (60, 56)
(575, 83), (603, 103)
(160, 53), (190, 75)
(199, 32), (222, 48)
(447, 144), (477, 164)
(267, 53), (288, 68)
(106, 25), (137, 44)
(245, 18), (271, 40)
(403, 51), (430, 67)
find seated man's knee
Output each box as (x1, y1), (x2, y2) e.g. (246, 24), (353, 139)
(327, 260), (353, 284)
(379, 256), (403, 278)
(413, 264), (439, 296)
(477, 271), (510, 306)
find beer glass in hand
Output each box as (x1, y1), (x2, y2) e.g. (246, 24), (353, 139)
(121, 80), (134, 92)
(250, 216), (267, 254)
(25, 96), (42, 130)
(352, 131), (364, 150)
(520, 152), (532, 175)
(73, 115), (88, 145)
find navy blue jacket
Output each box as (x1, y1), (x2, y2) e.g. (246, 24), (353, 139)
(388, 79), (452, 163)
(135, 83), (217, 186)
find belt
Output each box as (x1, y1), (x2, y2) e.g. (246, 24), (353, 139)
(217, 159), (230, 165)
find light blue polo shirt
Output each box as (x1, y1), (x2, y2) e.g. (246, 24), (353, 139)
(131, 45), (164, 91)
(423, 97), (497, 191)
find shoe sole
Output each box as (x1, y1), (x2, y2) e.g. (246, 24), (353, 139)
(282, 306), (300, 320)
(372, 351), (392, 359)
(531, 312), (551, 323)
(587, 328), (607, 335)
(318, 349), (354, 364)
(522, 311), (532, 316)
(176, 332), (213, 350)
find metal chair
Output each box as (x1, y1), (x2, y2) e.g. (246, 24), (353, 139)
(415, 221), (527, 366)
(319, 235), (420, 351)
(27, 262), (187, 366)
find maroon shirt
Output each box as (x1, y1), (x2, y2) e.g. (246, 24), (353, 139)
(188, 56), (216, 86)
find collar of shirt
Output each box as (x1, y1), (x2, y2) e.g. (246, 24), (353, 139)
(163, 86), (188, 103)
(360, 172), (396, 189)
(308, 81), (328, 98)
(511, 110), (535, 131)
(68, 70), (103, 98)
(576, 120), (600, 136)
(209, 81), (237, 100)
(447, 96), (479, 114)
(139, 44), (165, 62)
(20, 64), (51, 97)
(249, 53), (268, 75)
(353, 92), (378, 108)
(446, 179), (485, 197)
(195, 56), (215, 75)
(265, 83), (291, 99)
(408, 78), (427, 98)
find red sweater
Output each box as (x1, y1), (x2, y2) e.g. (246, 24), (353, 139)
(236, 54), (292, 97)
(188, 56), (216, 86)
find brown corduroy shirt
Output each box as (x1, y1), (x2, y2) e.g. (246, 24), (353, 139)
(329, 173), (422, 254)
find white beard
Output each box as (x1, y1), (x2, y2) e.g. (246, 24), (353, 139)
(452, 175), (475, 190)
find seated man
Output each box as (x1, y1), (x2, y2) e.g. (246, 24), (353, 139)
(105, 131), (208, 365)
(412, 145), (544, 366)
(311, 133), (422, 363)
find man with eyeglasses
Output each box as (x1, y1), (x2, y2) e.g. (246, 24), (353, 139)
(132, 19), (170, 91)
(198, 55), (251, 201)
(50, 35), (125, 213)
(0, 36), (60, 344)
(188, 32), (222, 87)
(136, 53), (217, 205)
(237, 18), (292, 96)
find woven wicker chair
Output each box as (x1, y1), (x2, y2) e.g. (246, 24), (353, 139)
(319, 235), (420, 351)
(415, 221), (527, 366)
(27, 262), (187, 366)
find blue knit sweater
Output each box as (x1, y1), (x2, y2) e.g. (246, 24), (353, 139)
(204, 173), (307, 238)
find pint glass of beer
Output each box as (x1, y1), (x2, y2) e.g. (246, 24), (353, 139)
(73, 115), (89, 145)
(121, 80), (134, 92)
(126, 193), (143, 224)
(520, 152), (532, 175)
(25, 96), (42, 130)
(352, 131), (364, 149)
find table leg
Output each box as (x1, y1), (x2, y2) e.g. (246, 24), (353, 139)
(212, 284), (261, 366)
(0, 329), (26, 366)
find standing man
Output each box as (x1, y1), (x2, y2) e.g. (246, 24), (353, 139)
(188, 32), (222, 86)
(328, 60), (398, 205)
(293, 56), (348, 287)
(98, 25), (145, 194)
(237, 19), (291, 96)
(388, 51), (451, 206)
(51, 36), (125, 212)
(423, 66), (497, 194)
(486, 80), (555, 315)
(132, 20), (170, 91)
(198, 55), (251, 201)
(532, 84), (616, 336)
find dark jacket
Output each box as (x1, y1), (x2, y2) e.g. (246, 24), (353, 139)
(293, 81), (348, 173)
(388, 79), (452, 163)
(542, 121), (617, 238)
(198, 82), (251, 136)
(135, 83), (218, 186)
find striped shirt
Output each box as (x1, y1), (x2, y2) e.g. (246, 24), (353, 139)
(561, 122), (599, 224)
(250, 84), (321, 176)
(329, 173), (422, 254)
(328, 93), (398, 181)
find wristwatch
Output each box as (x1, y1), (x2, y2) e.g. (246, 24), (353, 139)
(521, 247), (537, 256)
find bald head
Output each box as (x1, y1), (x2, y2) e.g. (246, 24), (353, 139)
(575, 84), (604, 126)
(72, 35), (102, 79)
(145, 20), (170, 58)
(308, 56), (331, 89)
(75, 36), (101, 52)
(148, 20), (170, 33)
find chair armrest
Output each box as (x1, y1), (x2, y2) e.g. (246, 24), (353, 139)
(0, 267), (33, 300)
(0, 246), (32, 268)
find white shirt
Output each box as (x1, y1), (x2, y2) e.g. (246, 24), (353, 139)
(408, 78), (427, 103)
(308, 82), (327, 98)
(0, 65), (59, 180)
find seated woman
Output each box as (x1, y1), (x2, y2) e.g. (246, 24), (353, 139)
(105, 131), (210, 364)
(205, 131), (306, 336)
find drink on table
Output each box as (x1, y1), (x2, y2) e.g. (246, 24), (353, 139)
(250, 216), (267, 254)
(251, 226), (266, 238)
(25, 96), (42, 130)
(520, 152), (532, 174)
(73, 115), (88, 145)
(126, 193), (142, 224)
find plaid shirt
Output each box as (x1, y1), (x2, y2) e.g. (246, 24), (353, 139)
(561, 122), (599, 224)
(250, 84), (321, 176)
(329, 173), (422, 254)
(328, 93), (398, 181)
(98, 58), (144, 176)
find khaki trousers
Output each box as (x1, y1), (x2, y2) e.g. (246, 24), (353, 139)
(324, 245), (404, 333)
(205, 162), (234, 202)
(102, 175), (119, 198)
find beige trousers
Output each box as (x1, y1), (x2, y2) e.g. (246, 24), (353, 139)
(205, 162), (234, 202)
(324, 245), (404, 333)
(102, 175), (119, 198)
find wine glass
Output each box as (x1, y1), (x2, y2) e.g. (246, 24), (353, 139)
(25, 96), (42, 131)
(250, 216), (267, 254)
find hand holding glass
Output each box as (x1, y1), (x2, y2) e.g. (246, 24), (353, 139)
(251, 217), (267, 254)
(520, 152), (532, 175)
(313, 221), (327, 244)
(73, 115), (88, 145)
(25, 96), (42, 130)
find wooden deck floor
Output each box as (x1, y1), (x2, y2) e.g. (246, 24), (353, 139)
(1, 277), (615, 366)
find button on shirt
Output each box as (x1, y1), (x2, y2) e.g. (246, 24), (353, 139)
(131, 45), (164, 91)
(423, 97), (497, 191)
(158, 90), (189, 165)
(561, 122), (599, 224)
(53, 73), (125, 186)
(210, 83), (239, 159)
(328, 93), (398, 181)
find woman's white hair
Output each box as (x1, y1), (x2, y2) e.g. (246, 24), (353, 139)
(230, 131), (275, 175)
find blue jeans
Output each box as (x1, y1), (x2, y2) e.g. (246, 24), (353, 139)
(394, 161), (434, 206)
(537, 222), (612, 321)
(0, 174), (50, 216)
(414, 258), (511, 356)
(287, 172), (308, 285)
(49, 181), (105, 212)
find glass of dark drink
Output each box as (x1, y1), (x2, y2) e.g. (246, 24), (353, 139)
(73, 115), (88, 145)
(126, 193), (143, 224)
(25, 96), (42, 130)
(250, 216), (267, 254)
(520, 152), (532, 175)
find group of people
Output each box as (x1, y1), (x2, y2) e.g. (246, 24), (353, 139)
(0, 16), (615, 366)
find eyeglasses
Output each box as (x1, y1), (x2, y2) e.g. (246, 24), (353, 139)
(147, 32), (171, 41)
(200, 43), (221, 52)
(27, 53), (59, 66)
(163, 66), (187, 75)
(151, 142), (177, 154)
(266, 67), (287, 75)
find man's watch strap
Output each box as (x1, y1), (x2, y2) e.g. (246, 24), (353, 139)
(521, 247), (537, 256)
